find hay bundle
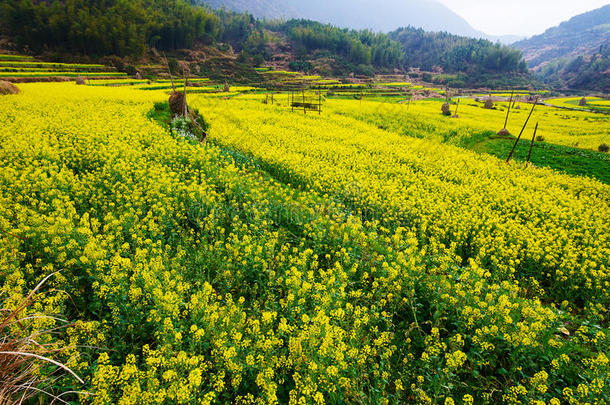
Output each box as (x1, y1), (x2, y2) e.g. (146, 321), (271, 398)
(75, 76), (86, 85)
(441, 102), (452, 116)
(484, 98), (494, 109)
(579, 97), (587, 106)
(497, 128), (510, 136)
(0, 81), (19, 95)
(169, 91), (187, 116)
(135, 72), (143, 80)
(224, 82), (230, 92)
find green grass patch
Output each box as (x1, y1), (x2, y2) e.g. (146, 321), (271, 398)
(468, 133), (610, 184)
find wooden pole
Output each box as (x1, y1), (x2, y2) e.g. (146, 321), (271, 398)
(303, 89), (306, 115)
(291, 91), (294, 112)
(454, 98), (460, 116)
(526, 122), (539, 163)
(503, 90), (514, 129)
(319, 92), (321, 115)
(183, 70), (189, 118)
(506, 97), (539, 163)
(163, 53), (176, 92)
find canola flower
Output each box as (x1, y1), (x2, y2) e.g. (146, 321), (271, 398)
(0, 83), (608, 404)
(325, 97), (610, 151)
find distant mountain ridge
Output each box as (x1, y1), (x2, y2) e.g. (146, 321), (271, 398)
(514, 4), (610, 70)
(201, 0), (521, 43)
(513, 5), (610, 91)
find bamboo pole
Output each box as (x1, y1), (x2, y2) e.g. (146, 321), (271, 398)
(183, 69), (189, 118)
(503, 90), (514, 130)
(163, 53), (176, 93)
(506, 97), (539, 163)
(526, 122), (539, 163)
(319, 91), (321, 115)
(454, 98), (460, 116)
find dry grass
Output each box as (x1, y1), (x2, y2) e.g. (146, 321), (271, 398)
(0, 81), (19, 95)
(0, 273), (84, 404)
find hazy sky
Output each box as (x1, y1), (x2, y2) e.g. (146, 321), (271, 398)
(436, 0), (610, 37)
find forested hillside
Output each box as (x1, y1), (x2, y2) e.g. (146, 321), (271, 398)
(390, 27), (529, 86)
(0, 0), (530, 87)
(0, 0), (220, 56)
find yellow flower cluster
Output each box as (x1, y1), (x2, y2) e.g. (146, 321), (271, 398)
(325, 97), (609, 150)
(0, 83), (608, 404)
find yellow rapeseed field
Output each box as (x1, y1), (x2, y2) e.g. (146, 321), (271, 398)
(0, 83), (608, 404)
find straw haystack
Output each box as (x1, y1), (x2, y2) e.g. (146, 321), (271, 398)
(0, 81), (19, 95)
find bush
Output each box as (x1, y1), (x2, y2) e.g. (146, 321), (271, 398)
(125, 65), (138, 76)
(536, 136), (545, 142)
(599, 143), (609, 153)
(289, 61), (313, 72)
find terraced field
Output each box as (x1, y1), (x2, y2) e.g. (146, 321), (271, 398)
(0, 53), (127, 81)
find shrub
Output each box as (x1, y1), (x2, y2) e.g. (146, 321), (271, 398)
(599, 143), (609, 153)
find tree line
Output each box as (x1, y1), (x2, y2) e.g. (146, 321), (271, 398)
(0, 0), (529, 82)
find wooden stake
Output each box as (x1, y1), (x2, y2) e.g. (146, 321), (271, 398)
(183, 69), (189, 118)
(319, 92), (321, 115)
(503, 90), (514, 130)
(303, 89), (306, 115)
(163, 53), (176, 93)
(454, 98), (461, 116)
(526, 122), (539, 163)
(506, 97), (539, 163)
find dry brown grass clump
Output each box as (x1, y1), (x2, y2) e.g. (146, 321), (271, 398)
(579, 97), (587, 106)
(0, 81), (19, 95)
(0, 273), (84, 404)
(441, 102), (451, 116)
(484, 98), (494, 109)
(75, 76), (86, 85)
(169, 91), (187, 116)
